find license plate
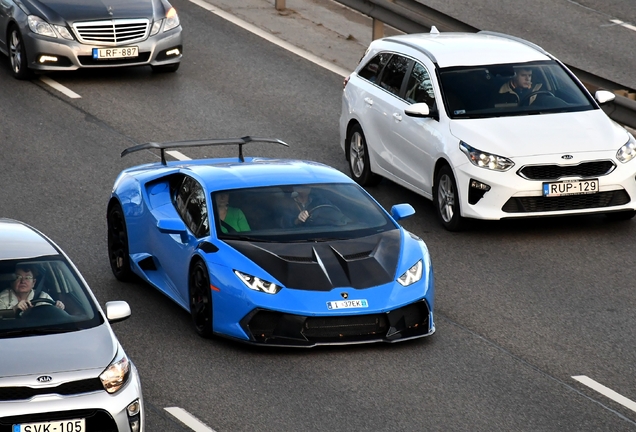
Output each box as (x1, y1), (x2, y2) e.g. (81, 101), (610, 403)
(327, 299), (368, 310)
(542, 179), (599, 197)
(92, 46), (138, 59)
(13, 418), (85, 432)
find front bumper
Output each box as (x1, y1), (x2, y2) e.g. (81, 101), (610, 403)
(23, 26), (182, 71)
(237, 300), (435, 347)
(454, 151), (636, 220)
(0, 363), (144, 432)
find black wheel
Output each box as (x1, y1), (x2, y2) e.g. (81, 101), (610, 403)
(605, 210), (636, 222)
(346, 124), (380, 186)
(107, 202), (135, 282)
(8, 27), (33, 80)
(151, 63), (180, 73)
(433, 165), (466, 231)
(189, 260), (213, 338)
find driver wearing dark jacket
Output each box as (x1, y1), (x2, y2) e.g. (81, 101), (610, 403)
(0, 264), (64, 312)
(498, 67), (542, 105)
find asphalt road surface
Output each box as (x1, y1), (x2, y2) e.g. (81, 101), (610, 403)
(1, 0), (636, 431)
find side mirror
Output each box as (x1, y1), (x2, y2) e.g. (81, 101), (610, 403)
(391, 203), (415, 221)
(404, 102), (431, 118)
(105, 301), (131, 324)
(595, 90), (616, 105)
(157, 218), (188, 242)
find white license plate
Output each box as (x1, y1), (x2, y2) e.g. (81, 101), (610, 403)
(543, 179), (599, 197)
(327, 299), (368, 310)
(14, 418), (85, 432)
(92, 46), (138, 59)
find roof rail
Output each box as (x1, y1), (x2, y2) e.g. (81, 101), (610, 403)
(121, 136), (289, 165)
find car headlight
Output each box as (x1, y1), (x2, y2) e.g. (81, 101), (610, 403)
(54, 25), (73, 40)
(460, 141), (514, 171)
(99, 349), (131, 394)
(397, 260), (423, 287)
(164, 8), (180, 32)
(150, 19), (163, 36)
(28, 15), (57, 38)
(234, 270), (281, 294)
(616, 133), (636, 163)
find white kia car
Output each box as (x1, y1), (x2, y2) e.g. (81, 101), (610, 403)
(340, 29), (636, 230)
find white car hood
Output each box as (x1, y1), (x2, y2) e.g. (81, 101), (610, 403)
(448, 109), (629, 158)
(1, 322), (117, 377)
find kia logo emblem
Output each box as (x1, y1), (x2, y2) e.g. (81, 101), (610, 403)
(341, 292), (348, 299)
(561, 155), (574, 160)
(37, 376), (52, 383)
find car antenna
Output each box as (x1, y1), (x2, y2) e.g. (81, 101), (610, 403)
(120, 136), (289, 165)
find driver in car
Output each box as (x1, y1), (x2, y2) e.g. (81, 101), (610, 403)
(282, 185), (336, 227)
(498, 67), (543, 105)
(0, 264), (64, 313)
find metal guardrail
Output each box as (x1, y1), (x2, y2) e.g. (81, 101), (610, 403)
(330, 0), (636, 129)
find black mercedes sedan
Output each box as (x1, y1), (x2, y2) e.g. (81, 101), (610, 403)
(0, 0), (183, 79)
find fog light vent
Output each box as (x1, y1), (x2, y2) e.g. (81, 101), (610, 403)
(468, 179), (491, 204)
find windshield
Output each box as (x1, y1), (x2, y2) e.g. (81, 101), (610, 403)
(0, 257), (102, 337)
(439, 60), (596, 119)
(212, 183), (396, 241)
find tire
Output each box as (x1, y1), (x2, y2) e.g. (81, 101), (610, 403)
(189, 260), (213, 338)
(151, 62), (180, 73)
(433, 165), (466, 231)
(346, 124), (381, 186)
(107, 202), (135, 282)
(605, 210), (636, 222)
(8, 27), (33, 80)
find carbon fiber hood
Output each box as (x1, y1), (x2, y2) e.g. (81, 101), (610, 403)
(226, 230), (401, 291)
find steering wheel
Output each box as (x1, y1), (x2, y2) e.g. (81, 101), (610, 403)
(307, 204), (347, 226)
(16, 297), (57, 317)
(308, 204), (341, 217)
(519, 90), (555, 106)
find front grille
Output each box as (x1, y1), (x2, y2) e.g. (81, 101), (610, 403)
(242, 301), (431, 345)
(518, 161), (615, 180)
(502, 190), (630, 213)
(0, 409), (117, 432)
(0, 378), (103, 401)
(73, 19), (150, 45)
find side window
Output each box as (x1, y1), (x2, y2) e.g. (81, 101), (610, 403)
(173, 176), (209, 238)
(358, 52), (392, 83)
(378, 55), (411, 97)
(405, 62), (436, 108)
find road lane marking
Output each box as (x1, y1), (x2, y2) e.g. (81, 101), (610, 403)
(186, 0), (350, 78)
(164, 407), (217, 432)
(572, 375), (636, 413)
(610, 19), (636, 32)
(39, 76), (81, 99)
(166, 150), (191, 160)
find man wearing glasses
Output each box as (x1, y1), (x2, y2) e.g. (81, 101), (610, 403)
(0, 264), (65, 312)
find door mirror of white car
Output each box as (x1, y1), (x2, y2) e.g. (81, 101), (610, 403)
(595, 90), (616, 105)
(404, 103), (431, 118)
(105, 301), (131, 324)
(391, 203), (415, 221)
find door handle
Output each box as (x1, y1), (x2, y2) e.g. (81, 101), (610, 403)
(364, 97), (373, 106)
(392, 113), (402, 122)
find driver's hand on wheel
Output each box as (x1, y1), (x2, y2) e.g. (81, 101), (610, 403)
(55, 300), (65, 310)
(14, 300), (32, 312)
(296, 210), (310, 224)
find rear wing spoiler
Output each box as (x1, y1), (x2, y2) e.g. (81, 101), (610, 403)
(121, 136), (289, 165)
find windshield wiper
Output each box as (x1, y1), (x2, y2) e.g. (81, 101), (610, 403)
(0, 327), (77, 338)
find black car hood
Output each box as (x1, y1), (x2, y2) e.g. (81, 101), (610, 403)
(226, 230), (401, 291)
(25, 0), (160, 23)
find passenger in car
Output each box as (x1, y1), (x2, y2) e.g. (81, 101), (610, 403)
(497, 67), (542, 105)
(215, 192), (250, 234)
(0, 264), (65, 313)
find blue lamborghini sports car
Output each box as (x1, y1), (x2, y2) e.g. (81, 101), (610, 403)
(107, 137), (435, 347)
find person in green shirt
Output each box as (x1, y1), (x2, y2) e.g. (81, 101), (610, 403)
(215, 192), (250, 233)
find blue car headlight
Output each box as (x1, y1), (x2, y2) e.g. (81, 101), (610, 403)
(397, 260), (423, 287)
(460, 141), (514, 171)
(617, 133), (636, 163)
(234, 270), (281, 294)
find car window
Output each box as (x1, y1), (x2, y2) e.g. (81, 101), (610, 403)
(215, 183), (396, 242)
(378, 54), (412, 97)
(0, 257), (102, 336)
(358, 52), (392, 83)
(173, 176), (209, 238)
(405, 62), (436, 108)
(439, 60), (595, 119)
